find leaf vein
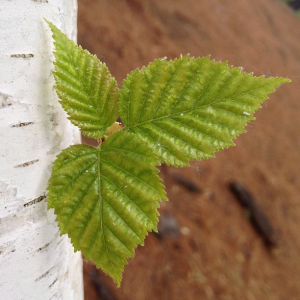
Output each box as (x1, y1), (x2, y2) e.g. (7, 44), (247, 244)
(152, 58), (184, 119)
(103, 223), (132, 254)
(137, 63), (160, 124)
(171, 60), (202, 111)
(100, 173), (154, 225)
(55, 152), (95, 171)
(101, 147), (152, 161)
(51, 160), (96, 203)
(168, 116), (228, 145)
(64, 176), (98, 232)
(102, 159), (160, 198)
(134, 126), (180, 161)
(103, 199), (143, 243)
(151, 122), (212, 157)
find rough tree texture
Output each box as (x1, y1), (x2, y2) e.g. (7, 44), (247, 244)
(0, 1), (83, 299)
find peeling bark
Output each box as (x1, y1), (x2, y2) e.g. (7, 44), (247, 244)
(0, 0), (83, 299)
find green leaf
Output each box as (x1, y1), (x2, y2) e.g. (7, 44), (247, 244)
(120, 55), (290, 166)
(46, 20), (119, 139)
(47, 131), (166, 286)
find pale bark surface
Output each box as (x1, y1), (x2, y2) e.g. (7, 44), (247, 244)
(0, 1), (83, 299)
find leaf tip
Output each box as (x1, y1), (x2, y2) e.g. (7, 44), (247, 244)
(278, 77), (291, 84)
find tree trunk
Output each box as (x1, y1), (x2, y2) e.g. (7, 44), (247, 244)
(0, 1), (83, 299)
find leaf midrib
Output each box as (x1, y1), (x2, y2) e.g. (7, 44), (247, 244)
(125, 99), (220, 130)
(124, 80), (278, 130)
(57, 45), (101, 118)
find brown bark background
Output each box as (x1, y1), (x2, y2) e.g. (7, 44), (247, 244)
(78, 1), (300, 299)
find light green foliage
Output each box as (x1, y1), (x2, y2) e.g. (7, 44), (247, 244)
(48, 131), (166, 285)
(46, 21), (290, 285)
(120, 56), (288, 166)
(46, 20), (119, 139)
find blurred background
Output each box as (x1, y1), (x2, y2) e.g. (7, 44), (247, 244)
(78, 0), (300, 299)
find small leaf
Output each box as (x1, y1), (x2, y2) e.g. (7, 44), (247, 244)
(46, 20), (119, 139)
(120, 55), (290, 166)
(47, 131), (166, 286)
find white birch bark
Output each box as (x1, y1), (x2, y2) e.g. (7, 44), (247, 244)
(0, 1), (84, 299)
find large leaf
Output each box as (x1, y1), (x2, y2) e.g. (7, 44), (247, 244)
(120, 55), (289, 166)
(47, 21), (119, 139)
(47, 131), (166, 286)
